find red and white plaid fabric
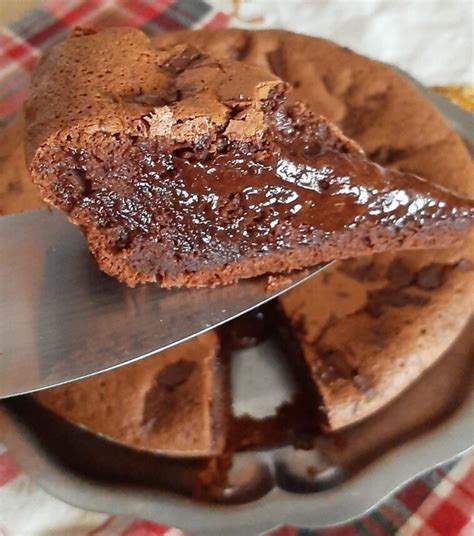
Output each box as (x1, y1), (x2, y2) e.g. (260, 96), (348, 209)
(1, 444), (472, 535)
(398, 456), (474, 536)
(0, 1), (472, 535)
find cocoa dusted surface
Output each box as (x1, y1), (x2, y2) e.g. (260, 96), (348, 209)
(156, 29), (474, 430)
(27, 28), (473, 288)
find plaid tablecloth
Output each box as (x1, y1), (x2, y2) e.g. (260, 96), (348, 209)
(0, 1), (472, 535)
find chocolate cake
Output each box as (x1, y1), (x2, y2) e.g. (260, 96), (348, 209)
(17, 27), (474, 445)
(26, 27), (473, 288)
(157, 28), (474, 429)
(34, 332), (228, 457)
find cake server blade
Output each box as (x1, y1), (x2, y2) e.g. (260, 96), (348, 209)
(0, 208), (328, 398)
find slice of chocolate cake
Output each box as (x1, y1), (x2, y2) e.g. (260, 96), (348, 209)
(26, 27), (473, 287)
(34, 332), (228, 457)
(278, 253), (474, 431)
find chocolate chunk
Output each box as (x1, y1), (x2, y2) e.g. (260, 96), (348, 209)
(365, 287), (429, 317)
(303, 142), (323, 157)
(231, 33), (252, 61)
(386, 259), (415, 289)
(339, 258), (382, 282)
(123, 89), (178, 107)
(161, 45), (205, 74)
(142, 360), (196, 427)
(142, 379), (169, 426)
(415, 263), (449, 290)
(155, 359), (196, 389)
(266, 47), (286, 79)
(63, 168), (89, 195)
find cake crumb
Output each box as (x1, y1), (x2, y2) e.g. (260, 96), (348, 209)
(266, 274), (292, 293)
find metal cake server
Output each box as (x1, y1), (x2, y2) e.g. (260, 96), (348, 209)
(0, 208), (328, 398)
(0, 71), (472, 399)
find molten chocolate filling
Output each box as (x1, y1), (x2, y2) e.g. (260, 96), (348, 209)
(34, 104), (472, 282)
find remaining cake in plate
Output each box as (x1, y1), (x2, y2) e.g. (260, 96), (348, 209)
(26, 27), (473, 288)
(158, 29), (474, 429)
(277, 253), (474, 430)
(34, 332), (229, 457)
